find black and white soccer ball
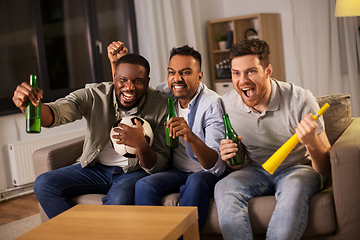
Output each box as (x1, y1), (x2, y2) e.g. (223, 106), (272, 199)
(110, 116), (153, 158)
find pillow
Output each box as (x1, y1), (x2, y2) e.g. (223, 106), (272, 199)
(316, 93), (352, 145)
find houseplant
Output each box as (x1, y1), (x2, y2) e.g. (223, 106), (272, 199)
(216, 32), (227, 50)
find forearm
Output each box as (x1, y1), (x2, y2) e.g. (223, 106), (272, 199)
(136, 142), (157, 169)
(40, 103), (54, 127)
(307, 137), (331, 177)
(111, 61), (116, 80)
(188, 135), (218, 169)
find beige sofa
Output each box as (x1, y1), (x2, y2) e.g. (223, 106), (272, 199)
(33, 93), (360, 239)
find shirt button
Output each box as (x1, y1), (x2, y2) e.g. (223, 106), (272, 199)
(97, 149), (101, 152)
(115, 113), (118, 117)
(84, 161), (88, 164)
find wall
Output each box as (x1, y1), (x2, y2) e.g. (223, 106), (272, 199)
(0, 113), (86, 191)
(198, 0), (226, 88)
(221, 0), (299, 86)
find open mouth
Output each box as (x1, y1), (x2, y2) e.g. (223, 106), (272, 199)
(241, 87), (255, 98)
(172, 84), (186, 91)
(121, 92), (135, 102)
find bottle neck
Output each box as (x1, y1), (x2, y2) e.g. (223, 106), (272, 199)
(223, 114), (236, 138)
(167, 98), (176, 116)
(30, 75), (37, 89)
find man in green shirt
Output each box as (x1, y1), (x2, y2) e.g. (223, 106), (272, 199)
(13, 53), (170, 219)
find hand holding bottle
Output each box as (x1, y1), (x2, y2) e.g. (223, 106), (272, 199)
(221, 114), (245, 167)
(12, 79), (43, 114)
(219, 137), (244, 170)
(165, 97), (179, 148)
(166, 117), (195, 142)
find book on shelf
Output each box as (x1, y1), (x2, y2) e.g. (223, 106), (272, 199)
(226, 31), (233, 49)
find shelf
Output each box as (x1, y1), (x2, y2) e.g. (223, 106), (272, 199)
(207, 13), (285, 94)
(215, 78), (232, 82)
(213, 50), (230, 54)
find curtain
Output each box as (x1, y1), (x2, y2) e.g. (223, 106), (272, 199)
(134, 0), (210, 88)
(291, 0), (360, 117)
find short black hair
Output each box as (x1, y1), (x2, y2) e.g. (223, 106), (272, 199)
(169, 45), (202, 70)
(116, 53), (150, 76)
(228, 39), (270, 70)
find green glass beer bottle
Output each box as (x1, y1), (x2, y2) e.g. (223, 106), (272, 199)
(223, 114), (244, 166)
(165, 97), (178, 148)
(26, 75), (41, 133)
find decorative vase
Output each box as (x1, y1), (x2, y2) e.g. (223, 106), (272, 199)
(218, 41), (227, 50)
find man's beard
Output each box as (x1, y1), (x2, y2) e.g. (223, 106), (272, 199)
(118, 102), (134, 111)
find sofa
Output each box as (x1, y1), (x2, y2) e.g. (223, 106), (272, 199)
(32, 93), (360, 239)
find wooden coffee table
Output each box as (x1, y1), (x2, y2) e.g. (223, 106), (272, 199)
(16, 205), (200, 240)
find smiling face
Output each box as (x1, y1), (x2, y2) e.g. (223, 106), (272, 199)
(113, 63), (149, 111)
(167, 55), (203, 108)
(231, 54), (273, 113)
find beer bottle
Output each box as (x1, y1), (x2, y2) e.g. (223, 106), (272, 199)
(223, 114), (244, 166)
(165, 97), (178, 148)
(26, 75), (41, 133)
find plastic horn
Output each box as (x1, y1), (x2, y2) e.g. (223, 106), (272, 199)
(262, 103), (330, 174)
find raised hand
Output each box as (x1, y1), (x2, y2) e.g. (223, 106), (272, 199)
(107, 41), (128, 64)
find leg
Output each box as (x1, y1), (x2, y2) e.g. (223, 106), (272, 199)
(266, 165), (323, 240)
(135, 167), (187, 205)
(179, 171), (221, 230)
(102, 168), (149, 205)
(214, 166), (273, 240)
(33, 163), (113, 219)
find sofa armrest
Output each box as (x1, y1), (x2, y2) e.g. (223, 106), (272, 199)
(32, 136), (85, 177)
(330, 117), (360, 238)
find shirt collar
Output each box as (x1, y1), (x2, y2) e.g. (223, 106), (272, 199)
(186, 83), (204, 109)
(267, 79), (280, 112)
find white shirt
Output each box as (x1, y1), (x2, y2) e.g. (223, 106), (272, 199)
(172, 100), (203, 173)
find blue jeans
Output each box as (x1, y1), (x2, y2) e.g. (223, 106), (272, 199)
(134, 167), (223, 230)
(33, 163), (149, 219)
(214, 165), (323, 240)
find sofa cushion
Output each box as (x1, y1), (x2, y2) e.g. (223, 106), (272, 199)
(316, 93), (352, 145)
(73, 194), (104, 205)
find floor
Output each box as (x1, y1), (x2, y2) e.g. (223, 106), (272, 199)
(0, 193), (39, 226)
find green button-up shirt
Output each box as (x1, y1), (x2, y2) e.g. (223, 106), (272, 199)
(46, 82), (170, 174)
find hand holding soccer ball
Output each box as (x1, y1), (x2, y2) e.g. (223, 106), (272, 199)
(110, 116), (153, 158)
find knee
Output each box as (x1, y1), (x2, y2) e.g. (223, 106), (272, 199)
(135, 177), (152, 192)
(33, 172), (52, 195)
(214, 178), (230, 203)
(215, 176), (235, 194)
(135, 177), (161, 197)
(186, 172), (215, 189)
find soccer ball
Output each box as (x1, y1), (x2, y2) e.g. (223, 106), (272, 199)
(110, 116), (154, 158)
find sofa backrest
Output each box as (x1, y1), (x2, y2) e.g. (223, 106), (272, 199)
(316, 93), (352, 145)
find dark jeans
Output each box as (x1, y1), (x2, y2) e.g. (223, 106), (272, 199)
(33, 162), (148, 219)
(134, 167), (224, 230)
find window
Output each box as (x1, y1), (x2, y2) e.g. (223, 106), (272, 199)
(0, 0), (138, 116)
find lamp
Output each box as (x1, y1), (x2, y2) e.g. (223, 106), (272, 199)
(334, 0), (360, 17)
